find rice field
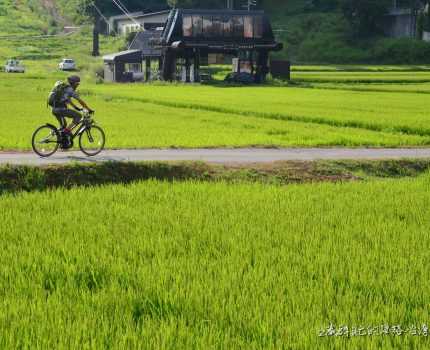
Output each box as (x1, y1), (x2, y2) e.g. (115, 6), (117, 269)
(90, 82), (430, 136)
(0, 174), (429, 349)
(1, 28), (430, 348)
(2, 67), (430, 150)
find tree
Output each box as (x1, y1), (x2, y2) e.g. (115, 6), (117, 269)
(310, 0), (338, 11)
(340, 0), (391, 38)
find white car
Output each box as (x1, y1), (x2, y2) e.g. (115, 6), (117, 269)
(59, 59), (76, 71)
(5, 59), (25, 73)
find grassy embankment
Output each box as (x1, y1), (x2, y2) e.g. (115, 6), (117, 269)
(2, 159), (430, 194)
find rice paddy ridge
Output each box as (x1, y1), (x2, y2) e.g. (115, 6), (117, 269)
(305, 83), (430, 95)
(291, 71), (430, 84)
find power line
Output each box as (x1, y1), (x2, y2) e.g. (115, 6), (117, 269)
(91, 1), (118, 35)
(116, 0), (131, 15)
(111, 0), (142, 28)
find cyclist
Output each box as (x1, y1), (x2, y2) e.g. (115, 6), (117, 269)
(51, 75), (94, 141)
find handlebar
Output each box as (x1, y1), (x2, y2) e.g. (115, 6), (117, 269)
(82, 109), (95, 117)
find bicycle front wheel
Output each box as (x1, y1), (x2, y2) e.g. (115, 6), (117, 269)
(79, 125), (105, 156)
(31, 125), (59, 157)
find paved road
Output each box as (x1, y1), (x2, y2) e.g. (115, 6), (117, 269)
(1, 148), (430, 165)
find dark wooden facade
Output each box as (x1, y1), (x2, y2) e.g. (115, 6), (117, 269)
(104, 9), (282, 83)
(157, 9), (282, 82)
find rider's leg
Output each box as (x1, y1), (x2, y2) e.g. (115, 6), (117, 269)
(52, 109), (66, 129)
(62, 109), (82, 131)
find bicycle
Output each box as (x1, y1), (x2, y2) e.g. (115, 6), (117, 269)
(31, 109), (105, 157)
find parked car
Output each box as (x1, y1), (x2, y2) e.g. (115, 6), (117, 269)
(59, 58), (76, 71)
(4, 59), (25, 73)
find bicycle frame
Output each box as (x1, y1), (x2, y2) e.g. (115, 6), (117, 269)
(59, 111), (96, 144)
(68, 118), (92, 142)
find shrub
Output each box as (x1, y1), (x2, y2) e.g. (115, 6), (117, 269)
(371, 38), (430, 64)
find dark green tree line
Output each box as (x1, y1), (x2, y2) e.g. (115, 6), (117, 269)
(339, 0), (392, 38)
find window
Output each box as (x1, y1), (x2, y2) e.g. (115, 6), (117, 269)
(183, 15), (192, 37)
(232, 16), (244, 38)
(192, 16), (203, 37)
(253, 16), (263, 38)
(212, 16), (222, 37)
(202, 16), (213, 36)
(222, 16), (233, 37)
(244, 16), (253, 38)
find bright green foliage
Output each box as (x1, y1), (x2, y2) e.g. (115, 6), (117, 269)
(0, 175), (429, 348)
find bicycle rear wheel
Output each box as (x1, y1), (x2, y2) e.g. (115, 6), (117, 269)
(31, 125), (59, 157)
(79, 125), (105, 156)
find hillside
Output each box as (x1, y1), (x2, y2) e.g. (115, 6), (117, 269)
(266, 0), (430, 64)
(0, 0), (122, 78)
(1, 0), (430, 65)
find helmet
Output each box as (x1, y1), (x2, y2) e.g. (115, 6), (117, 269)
(67, 75), (81, 85)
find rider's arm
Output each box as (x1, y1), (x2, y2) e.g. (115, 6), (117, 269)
(74, 97), (94, 112)
(69, 101), (82, 111)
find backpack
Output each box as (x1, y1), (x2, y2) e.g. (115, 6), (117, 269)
(47, 81), (69, 107)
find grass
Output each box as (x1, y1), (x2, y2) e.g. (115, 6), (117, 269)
(1, 174), (430, 349)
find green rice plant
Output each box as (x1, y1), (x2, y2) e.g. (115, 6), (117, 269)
(0, 175), (429, 348)
(90, 82), (430, 137)
(291, 71), (430, 83)
(0, 78), (427, 150)
(310, 82), (430, 94)
(292, 65), (430, 72)
(3, 63), (430, 148)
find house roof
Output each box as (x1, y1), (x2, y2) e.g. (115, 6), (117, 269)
(109, 11), (144, 21)
(110, 10), (170, 23)
(103, 50), (142, 62)
(129, 31), (163, 57)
